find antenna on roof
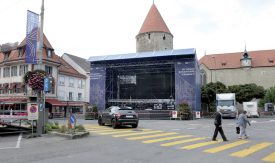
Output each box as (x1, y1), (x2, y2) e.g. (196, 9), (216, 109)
(153, 0), (154, 4)
(204, 50), (206, 56)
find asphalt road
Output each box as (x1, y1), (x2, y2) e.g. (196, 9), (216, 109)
(1, 118), (275, 163)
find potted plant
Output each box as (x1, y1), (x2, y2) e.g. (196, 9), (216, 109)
(178, 102), (192, 120)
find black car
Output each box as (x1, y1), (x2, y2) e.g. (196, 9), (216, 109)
(98, 106), (139, 128)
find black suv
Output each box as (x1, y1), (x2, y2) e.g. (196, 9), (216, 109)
(98, 106), (139, 128)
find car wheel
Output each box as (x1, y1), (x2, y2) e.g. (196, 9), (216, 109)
(132, 124), (138, 128)
(112, 119), (117, 129)
(98, 117), (104, 126)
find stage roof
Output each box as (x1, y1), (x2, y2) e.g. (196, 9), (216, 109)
(88, 48), (196, 62)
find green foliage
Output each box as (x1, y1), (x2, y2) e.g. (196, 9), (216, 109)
(178, 102), (192, 120)
(261, 86), (275, 105)
(201, 82), (227, 112)
(60, 125), (67, 133)
(75, 125), (86, 132)
(228, 83), (265, 103)
(45, 122), (60, 133)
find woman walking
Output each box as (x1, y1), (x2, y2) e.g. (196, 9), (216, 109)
(238, 111), (251, 139)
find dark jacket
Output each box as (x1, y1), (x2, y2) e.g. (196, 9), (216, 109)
(214, 112), (222, 126)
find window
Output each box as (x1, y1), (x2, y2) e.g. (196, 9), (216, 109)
(69, 78), (74, 87)
(59, 91), (65, 100)
(4, 53), (9, 60)
(78, 79), (84, 88)
(3, 67), (10, 77)
(45, 65), (52, 75)
(19, 65), (28, 76)
(69, 92), (73, 101)
(59, 76), (65, 86)
(47, 49), (52, 58)
(11, 66), (17, 77)
(78, 93), (82, 101)
(18, 48), (24, 58)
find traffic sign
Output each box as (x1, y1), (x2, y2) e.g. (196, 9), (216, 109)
(28, 103), (38, 120)
(70, 114), (76, 124)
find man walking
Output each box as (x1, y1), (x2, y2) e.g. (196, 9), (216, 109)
(212, 111), (228, 141)
(238, 110), (251, 139)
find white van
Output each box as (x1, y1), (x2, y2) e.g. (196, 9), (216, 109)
(243, 102), (259, 118)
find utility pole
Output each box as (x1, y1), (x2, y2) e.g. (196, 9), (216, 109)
(36, 0), (45, 136)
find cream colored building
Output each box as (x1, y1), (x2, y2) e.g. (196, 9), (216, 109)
(199, 49), (275, 89)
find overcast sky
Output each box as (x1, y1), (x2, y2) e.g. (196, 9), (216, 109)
(1, 0), (275, 60)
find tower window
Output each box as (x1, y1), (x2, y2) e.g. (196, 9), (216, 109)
(148, 33), (150, 39)
(163, 34), (166, 40)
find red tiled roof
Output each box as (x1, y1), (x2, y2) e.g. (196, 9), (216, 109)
(138, 4), (172, 35)
(58, 57), (87, 79)
(199, 49), (275, 70)
(0, 34), (60, 64)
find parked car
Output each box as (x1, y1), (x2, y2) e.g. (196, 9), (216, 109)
(98, 106), (139, 128)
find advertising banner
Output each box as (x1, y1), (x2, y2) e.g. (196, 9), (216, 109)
(90, 65), (106, 112)
(175, 59), (196, 111)
(26, 10), (39, 64)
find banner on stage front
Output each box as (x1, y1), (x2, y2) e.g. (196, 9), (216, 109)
(26, 10), (39, 64)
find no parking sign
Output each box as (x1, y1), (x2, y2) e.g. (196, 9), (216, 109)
(28, 103), (38, 120)
(172, 111), (178, 118)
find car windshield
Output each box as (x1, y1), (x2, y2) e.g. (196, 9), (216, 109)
(119, 107), (132, 110)
(217, 100), (234, 107)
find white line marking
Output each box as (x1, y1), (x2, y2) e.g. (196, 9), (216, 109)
(16, 133), (22, 148)
(0, 147), (17, 150)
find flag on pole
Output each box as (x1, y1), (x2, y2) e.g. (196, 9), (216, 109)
(26, 10), (39, 64)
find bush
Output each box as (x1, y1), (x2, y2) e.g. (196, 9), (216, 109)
(178, 103), (192, 120)
(60, 125), (67, 133)
(45, 122), (60, 133)
(75, 125), (86, 132)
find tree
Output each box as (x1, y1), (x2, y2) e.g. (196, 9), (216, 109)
(228, 84), (265, 103)
(201, 82), (227, 112)
(262, 86), (275, 104)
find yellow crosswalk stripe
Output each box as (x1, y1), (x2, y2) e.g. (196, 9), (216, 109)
(99, 129), (152, 135)
(230, 142), (273, 158)
(161, 137), (207, 147)
(262, 152), (275, 162)
(204, 140), (249, 153)
(142, 135), (192, 144)
(181, 140), (223, 150)
(126, 132), (178, 140)
(113, 130), (163, 137)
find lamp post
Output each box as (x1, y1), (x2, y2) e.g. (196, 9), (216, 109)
(211, 56), (216, 83)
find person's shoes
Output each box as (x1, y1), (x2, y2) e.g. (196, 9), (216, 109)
(238, 137), (242, 139)
(212, 139), (217, 141)
(223, 139), (228, 142)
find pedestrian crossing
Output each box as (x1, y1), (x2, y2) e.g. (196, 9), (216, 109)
(84, 124), (275, 162)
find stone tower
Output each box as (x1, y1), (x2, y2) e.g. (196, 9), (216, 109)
(136, 3), (173, 53)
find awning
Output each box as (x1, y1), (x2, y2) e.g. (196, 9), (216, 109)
(67, 101), (85, 107)
(1, 83), (9, 89)
(46, 99), (66, 106)
(8, 83), (17, 90)
(16, 83), (24, 89)
(0, 98), (27, 103)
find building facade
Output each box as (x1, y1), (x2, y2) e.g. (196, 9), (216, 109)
(88, 3), (201, 118)
(0, 35), (88, 119)
(199, 49), (275, 89)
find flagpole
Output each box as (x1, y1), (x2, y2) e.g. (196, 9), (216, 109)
(37, 0), (45, 136)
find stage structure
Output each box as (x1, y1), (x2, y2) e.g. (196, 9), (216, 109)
(88, 49), (201, 117)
